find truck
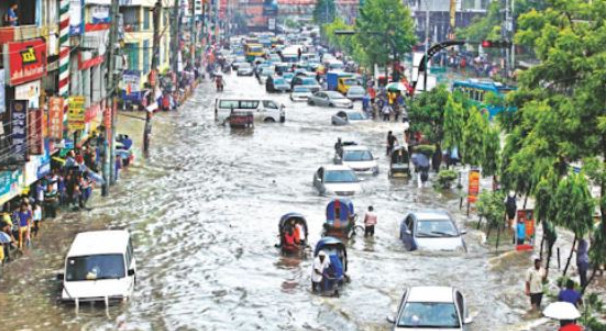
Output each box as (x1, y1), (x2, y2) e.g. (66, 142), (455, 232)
(326, 71), (361, 94)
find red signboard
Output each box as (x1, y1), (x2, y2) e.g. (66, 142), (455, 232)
(467, 169), (480, 203)
(515, 209), (535, 251)
(3, 39), (47, 86)
(79, 55), (104, 70)
(48, 97), (64, 139)
(28, 108), (43, 155)
(85, 103), (100, 122)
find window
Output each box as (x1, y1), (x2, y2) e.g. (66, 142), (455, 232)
(263, 100), (278, 109)
(125, 43), (139, 70)
(219, 100), (239, 109)
(398, 302), (459, 328)
(239, 101), (259, 109)
(143, 9), (150, 30)
(66, 254), (125, 281)
(143, 40), (150, 74)
(324, 170), (357, 183)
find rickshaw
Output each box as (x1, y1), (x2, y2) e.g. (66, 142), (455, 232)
(389, 146), (411, 178)
(277, 213), (309, 255)
(322, 199), (364, 238)
(313, 237), (349, 294)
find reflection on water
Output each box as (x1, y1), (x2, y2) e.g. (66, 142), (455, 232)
(0, 74), (540, 330)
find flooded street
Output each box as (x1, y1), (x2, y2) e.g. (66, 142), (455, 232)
(0, 74), (543, 330)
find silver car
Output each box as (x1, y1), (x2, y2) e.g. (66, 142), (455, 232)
(237, 63), (254, 76)
(312, 165), (362, 196)
(346, 86), (366, 100)
(290, 86), (313, 101)
(331, 110), (369, 126)
(388, 286), (473, 330)
(399, 211), (467, 252)
(308, 91), (353, 108)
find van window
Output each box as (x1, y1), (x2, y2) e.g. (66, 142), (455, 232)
(263, 100), (278, 109)
(66, 254), (126, 281)
(240, 100), (260, 109)
(219, 100), (239, 109)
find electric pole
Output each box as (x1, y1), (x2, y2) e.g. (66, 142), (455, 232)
(172, 0), (180, 76)
(107, 0), (120, 187)
(191, 0), (196, 66)
(145, 0), (162, 159)
(423, 0), (429, 91)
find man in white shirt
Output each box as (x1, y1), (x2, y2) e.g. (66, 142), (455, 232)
(363, 206), (377, 237)
(525, 257), (547, 310)
(311, 251), (330, 293)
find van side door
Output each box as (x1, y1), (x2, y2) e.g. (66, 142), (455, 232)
(262, 100), (279, 121)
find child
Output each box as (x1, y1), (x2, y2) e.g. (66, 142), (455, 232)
(31, 203), (42, 237)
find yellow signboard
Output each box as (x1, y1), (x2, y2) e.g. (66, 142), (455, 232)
(67, 96), (86, 131)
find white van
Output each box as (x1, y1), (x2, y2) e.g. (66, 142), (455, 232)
(59, 230), (136, 305)
(214, 98), (286, 123)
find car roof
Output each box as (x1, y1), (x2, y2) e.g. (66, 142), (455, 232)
(322, 164), (353, 171)
(407, 286), (455, 303)
(343, 145), (370, 151)
(67, 230), (130, 257)
(410, 210), (452, 221)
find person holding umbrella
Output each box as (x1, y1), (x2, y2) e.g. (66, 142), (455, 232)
(543, 301), (582, 331)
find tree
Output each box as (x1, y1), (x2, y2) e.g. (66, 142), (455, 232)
(550, 171), (596, 276)
(442, 93), (466, 151)
(355, 0), (416, 73)
(407, 85), (449, 144)
(461, 107), (487, 167)
(482, 124), (500, 178)
(313, 0), (336, 24)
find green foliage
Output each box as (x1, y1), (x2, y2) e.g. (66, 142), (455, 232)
(461, 107), (488, 167)
(355, 0), (416, 67)
(322, 18), (355, 53)
(456, 1), (501, 42)
(442, 93), (466, 151)
(408, 85), (450, 144)
(435, 170), (458, 189)
(482, 124), (500, 177)
(476, 190), (506, 228)
(551, 171), (595, 238)
(313, 0), (336, 24)
(414, 144), (435, 157)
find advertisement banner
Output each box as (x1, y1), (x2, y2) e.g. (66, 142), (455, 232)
(9, 100), (28, 162)
(67, 96), (86, 131)
(85, 103), (100, 123)
(515, 209), (535, 251)
(467, 169), (480, 203)
(28, 108), (44, 155)
(91, 6), (110, 23)
(15, 80), (41, 109)
(3, 39), (47, 86)
(48, 97), (64, 139)
(0, 170), (22, 204)
(70, 0), (83, 35)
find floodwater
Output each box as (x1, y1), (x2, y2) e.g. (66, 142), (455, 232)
(0, 74), (553, 330)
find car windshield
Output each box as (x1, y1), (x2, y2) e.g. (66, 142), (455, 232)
(294, 86), (310, 93)
(326, 91), (345, 99)
(274, 78), (285, 84)
(347, 112), (367, 121)
(416, 220), (458, 237)
(240, 63), (251, 68)
(324, 170), (358, 183)
(65, 254), (125, 281)
(302, 78), (318, 85)
(344, 79), (360, 86)
(348, 87), (365, 94)
(283, 73), (294, 79)
(398, 302), (460, 328)
(343, 150), (373, 161)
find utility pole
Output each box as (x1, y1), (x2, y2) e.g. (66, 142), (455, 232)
(145, 0), (162, 159)
(190, 0), (196, 66)
(107, 0), (120, 187)
(172, 0), (180, 76)
(504, 0), (510, 79)
(423, 0), (430, 91)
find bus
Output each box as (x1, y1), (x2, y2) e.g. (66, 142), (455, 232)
(451, 79), (516, 118)
(244, 43), (264, 62)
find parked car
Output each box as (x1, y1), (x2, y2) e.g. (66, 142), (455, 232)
(331, 110), (369, 126)
(346, 85), (366, 100)
(291, 76), (321, 92)
(237, 63), (254, 76)
(399, 211), (467, 252)
(282, 72), (295, 86)
(308, 91), (353, 108)
(387, 286), (473, 330)
(266, 76), (290, 92)
(231, 60), (247, 70)
(290, 86), (313, 101)
(58, 230), (136, 304)
(260, 67), (275, 82)
(312, 165), (362, 196)
(334, 145), (378, 175)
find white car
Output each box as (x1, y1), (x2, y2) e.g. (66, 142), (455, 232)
(237, 63), (254, 76)
(335, 145), (379, 175)
(388, 286), (473, 330)
(307, 91), (353, 108)
(399, 211), (467, 252)
(331, 110), (369, 126)
(346, 85), (366, 100)
(312, 165), (362, 196)
(290, 86), (313, 101)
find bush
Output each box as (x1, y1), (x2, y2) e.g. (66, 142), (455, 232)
(413, 144), (435, 157)
(435, 170), (458, 189)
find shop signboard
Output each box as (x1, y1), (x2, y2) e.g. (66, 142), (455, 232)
(122, 70), (141, 101)
(3, 39), (47, 86)
(0, 170), (22, 204)
(91, 6), (111, 24)
(28, 108), (44, 155)
(48, 97), (64, 139)
(467, 169), (480, 203)
(85, 103), (100, 123)
(70, 0), (83, 35)
(9, 100), (28, 162)
(67, 96), (86, 131)
(515, 209), (535, 251)
(15, 80), (41, 109)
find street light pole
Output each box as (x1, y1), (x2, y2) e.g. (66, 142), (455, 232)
(424, 0), (429, 91)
